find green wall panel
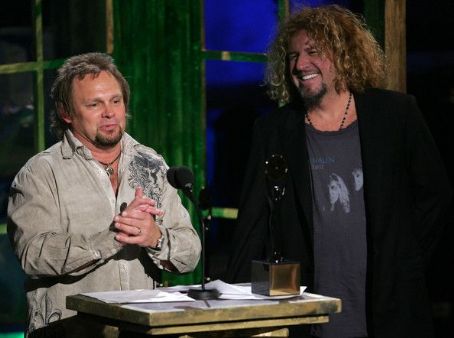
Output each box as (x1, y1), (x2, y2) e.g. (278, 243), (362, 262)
(113, 0), (204, 286)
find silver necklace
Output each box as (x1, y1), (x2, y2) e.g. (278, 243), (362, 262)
(98, 151), (121, 177)
(306, 92), (353, 130)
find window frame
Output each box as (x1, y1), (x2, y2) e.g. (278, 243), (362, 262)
(0, 0), (113, 233)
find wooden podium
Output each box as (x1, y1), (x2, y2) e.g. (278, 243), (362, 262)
(66, 291), (340, 337)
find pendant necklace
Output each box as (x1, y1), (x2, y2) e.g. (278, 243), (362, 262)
(306, 92), (352, 130)
(98, 151), (121, 177)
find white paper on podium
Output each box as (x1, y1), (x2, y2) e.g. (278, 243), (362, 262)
(82, 289), (194, 304)
(159, 280), (306, 300)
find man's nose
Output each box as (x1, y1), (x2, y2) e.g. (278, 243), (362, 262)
(292, 58), (307, 75)
(294, 55), (309, 71)
(102, 104), (114, 117)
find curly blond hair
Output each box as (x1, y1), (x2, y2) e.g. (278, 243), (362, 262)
(265, 5), (386, 105)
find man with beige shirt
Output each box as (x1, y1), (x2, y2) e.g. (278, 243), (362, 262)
(7, 52), (201, 337)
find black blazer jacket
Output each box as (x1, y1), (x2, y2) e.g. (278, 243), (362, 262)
(226, 88), (452, 338)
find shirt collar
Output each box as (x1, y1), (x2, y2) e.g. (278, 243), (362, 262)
(60, 129), (137, 161)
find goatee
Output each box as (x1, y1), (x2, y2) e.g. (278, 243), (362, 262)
(299, 84), (327, 110)
(95, 126), (124, 148)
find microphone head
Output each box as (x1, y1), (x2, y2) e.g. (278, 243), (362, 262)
(166, 166), (194, 190)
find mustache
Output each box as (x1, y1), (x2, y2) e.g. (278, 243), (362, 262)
(99, 119), (121, 127)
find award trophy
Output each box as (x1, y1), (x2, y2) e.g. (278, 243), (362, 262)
(251, 154), (300, 296)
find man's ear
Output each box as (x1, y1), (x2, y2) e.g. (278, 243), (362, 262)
(58, 104), (72, 124)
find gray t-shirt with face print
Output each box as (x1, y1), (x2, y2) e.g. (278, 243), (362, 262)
(306, 121), (368, 338)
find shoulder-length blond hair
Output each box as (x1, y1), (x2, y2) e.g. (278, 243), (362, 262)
(265, 5), (386, 105)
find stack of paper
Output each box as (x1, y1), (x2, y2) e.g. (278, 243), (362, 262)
(159, 280), (306, 300)
(204, 280), (306, 300)
(82, 289), (194, 303)
(82, 280), (306, 304)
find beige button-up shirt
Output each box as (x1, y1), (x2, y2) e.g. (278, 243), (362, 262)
(7, 130), (201, 335)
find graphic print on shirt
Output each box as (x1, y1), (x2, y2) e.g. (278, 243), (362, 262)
(128, 151), (166, 207)
(326, 168), (363, 214)
(29, 292), (62, 332)
(352, 167), (363, 191)
(328, 173), (350, 212)
(310, 150), (364, 215)
(326, 168), (363, 213)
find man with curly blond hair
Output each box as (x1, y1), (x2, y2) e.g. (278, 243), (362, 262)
(227, 5), (451, 338)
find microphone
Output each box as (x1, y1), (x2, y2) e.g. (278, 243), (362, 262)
(166, 166), (196, 203)
(166, 166), (219, 300)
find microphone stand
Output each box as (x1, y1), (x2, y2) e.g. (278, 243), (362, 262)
(182, 187), (220, 300)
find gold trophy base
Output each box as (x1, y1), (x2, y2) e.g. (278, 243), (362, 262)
(251, 260), (301, 296)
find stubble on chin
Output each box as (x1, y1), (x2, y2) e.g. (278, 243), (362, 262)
(95, 126), (124, 148)
(298, 84), (327, 110)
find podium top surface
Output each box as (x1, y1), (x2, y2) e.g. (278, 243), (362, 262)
(67, 291), (341, 328)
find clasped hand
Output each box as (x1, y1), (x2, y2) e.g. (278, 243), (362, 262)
(113, 187), (164, 247)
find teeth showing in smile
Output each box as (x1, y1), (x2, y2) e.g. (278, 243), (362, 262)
(302, 73), (318, 80)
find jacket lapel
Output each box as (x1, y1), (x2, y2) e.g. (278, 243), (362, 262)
(283, 107), (314, 232)
(355, 91), (385, 236)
